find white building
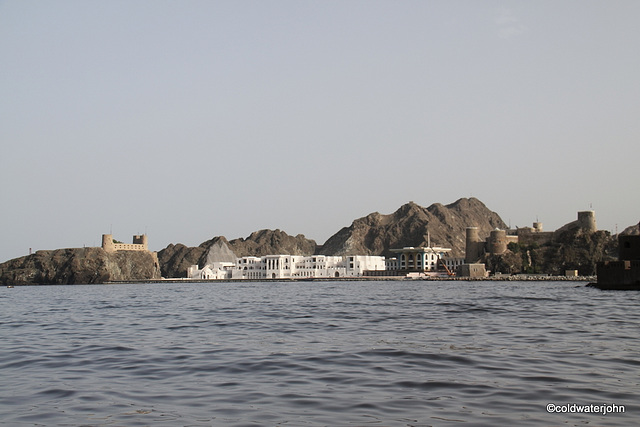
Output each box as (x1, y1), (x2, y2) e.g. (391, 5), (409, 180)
(187, 246), (461, 280)
(391, 246), (458, 273)
(188, 254), (387, 280)
(443, 257), (465, 274)
(187, 262), (235, 280)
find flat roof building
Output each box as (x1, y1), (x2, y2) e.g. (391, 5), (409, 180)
(390, 246), (452, 273)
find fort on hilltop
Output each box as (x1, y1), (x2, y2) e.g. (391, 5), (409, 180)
(461, 210), (600, 277)
(465, 210), (597, 264)
(101, 234), (149, 253)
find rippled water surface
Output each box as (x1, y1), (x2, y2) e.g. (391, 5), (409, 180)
(1, 281), (639, 426)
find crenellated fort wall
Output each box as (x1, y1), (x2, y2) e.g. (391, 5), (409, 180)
(102, 234), (148, 253)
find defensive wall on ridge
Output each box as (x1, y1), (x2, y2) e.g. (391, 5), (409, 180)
(465, 211), (598, 262)
(101, 234), (149, 253)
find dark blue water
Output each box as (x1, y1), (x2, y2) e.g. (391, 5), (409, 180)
(1, 281), (638, 426)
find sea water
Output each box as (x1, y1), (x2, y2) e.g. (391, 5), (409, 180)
(0, 280), (638, 426)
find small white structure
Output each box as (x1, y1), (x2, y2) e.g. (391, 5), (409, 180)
(187, 262), (234, 280)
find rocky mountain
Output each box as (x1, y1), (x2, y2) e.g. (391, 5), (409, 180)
(157, 230), (317, 278)
(0, 248), (160, 285)
(621, 222), (640, 235)
(228, 229), (318, 257)
(318, 198), (507, 258)
(156, 242), (210, 280)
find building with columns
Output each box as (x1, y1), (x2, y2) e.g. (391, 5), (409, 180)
(390, 246), (457, 274)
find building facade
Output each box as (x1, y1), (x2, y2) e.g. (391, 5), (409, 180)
(188, 254), (387, 280)
(390, 246), (456, 273)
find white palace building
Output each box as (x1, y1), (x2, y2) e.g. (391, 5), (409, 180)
(187, 246), (464, 280)
(188, 255), (386, 280)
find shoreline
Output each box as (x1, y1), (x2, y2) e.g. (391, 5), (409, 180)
(4, 275), (598, 286)
(104, 275), (596, 284)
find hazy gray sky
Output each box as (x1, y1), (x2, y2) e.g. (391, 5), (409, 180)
(1, 0), (639, 262)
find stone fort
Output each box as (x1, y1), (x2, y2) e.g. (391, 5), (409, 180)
(465, 210), (597, 263)
(101, 234), (149, 253)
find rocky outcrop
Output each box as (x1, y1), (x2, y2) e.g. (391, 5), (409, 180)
(484, 224), (618, 276)
(0, 247), (160, 285)
(227, 229), (317, 257)
(621, 222), (640, 235)
(157, 230), (317, 278)
(540, 228), (617, 275)
(156, 243), (208, 279)
(318, 198), (507, 258)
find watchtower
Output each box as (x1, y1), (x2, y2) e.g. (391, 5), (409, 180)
(133, 234), (148, 251)
(577, 211), (597, 233)
(465, 227), (483, 263)
(102, 234), (116, 253)
(488, 229), (507, 255)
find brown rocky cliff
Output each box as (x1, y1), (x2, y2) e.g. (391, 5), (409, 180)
(0, 247), (161, 285)
(318, 198), (507, 257)
(157, 243), (208, 278)
(227, 229), (317, 257)
(621, 222), (640, 235)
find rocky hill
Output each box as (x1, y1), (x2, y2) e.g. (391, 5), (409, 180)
(228, 229), (318, 257)
(0, 248), (160, 285)
(621, 222), (640, 235)
(157, 230), (317, 278)
(483, 224), (618, 276)
(318, 198), (506, 258)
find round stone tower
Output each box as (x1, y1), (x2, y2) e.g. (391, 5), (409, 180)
(488, 229), (507, 255)
(102, 234), (116, 253)
(465, 227), (482, 263)
(533, 222), (543, 232)
(577, 211), (597, 233)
